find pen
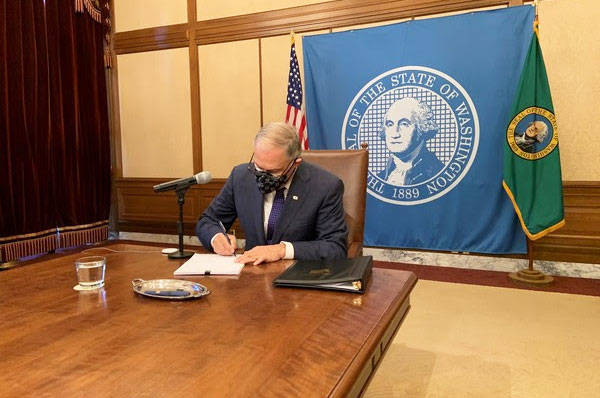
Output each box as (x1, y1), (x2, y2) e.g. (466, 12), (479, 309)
(217, 220), (236, 256)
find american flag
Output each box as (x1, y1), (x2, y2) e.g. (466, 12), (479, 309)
(285, 36), (309, 150)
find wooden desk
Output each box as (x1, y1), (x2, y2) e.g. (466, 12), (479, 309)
(0, 243), (416, 397)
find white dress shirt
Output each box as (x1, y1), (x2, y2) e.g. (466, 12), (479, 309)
(210, 172), (295, 259)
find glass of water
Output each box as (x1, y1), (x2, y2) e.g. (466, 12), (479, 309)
(75, 256), (106, 290)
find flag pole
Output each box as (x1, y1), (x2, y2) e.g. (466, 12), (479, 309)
(527, 238), (534, 271)
(509, 237), (553, 284)
(506, 0), (555, 285)
(533, 0), (539, 36)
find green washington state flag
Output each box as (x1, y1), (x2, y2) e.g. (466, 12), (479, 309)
(503, 22), (565, 240)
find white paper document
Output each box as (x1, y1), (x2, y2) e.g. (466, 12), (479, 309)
(173, 253), (244, 276)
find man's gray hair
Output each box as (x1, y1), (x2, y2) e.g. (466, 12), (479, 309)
(254, 122), (302, 159)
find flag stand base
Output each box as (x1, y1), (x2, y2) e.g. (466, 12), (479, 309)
(509, 239), (554, 284)
(509, 269), (553, 284)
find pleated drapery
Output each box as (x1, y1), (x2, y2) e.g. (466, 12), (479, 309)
(0, 0), (111, 262)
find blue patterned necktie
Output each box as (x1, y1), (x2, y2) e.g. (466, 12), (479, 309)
(266, 188), (285, 244)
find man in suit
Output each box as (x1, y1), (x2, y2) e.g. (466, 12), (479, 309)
(377, 97), (443, 185)
(196, 122), (348, 265)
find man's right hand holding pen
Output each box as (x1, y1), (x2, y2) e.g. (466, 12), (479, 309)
(211, 219), (237, 256)
(212, 233), (237, 256)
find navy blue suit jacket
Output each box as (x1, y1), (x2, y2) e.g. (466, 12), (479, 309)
(195, 162), (348, 261)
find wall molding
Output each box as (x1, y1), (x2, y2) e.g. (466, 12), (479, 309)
(115, 178), (600, 264)
(114, 23), (188, 55)
(533, 182), (600, 263)
(114, 0), (523, 54)
(115, 178), (224, 235)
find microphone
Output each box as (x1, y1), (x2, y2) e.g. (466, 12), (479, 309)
(153, 171), (212, 192)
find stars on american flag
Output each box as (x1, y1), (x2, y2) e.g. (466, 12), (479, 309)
(287, 45), (303, 107)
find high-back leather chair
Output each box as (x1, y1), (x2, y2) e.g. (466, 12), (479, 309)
(301, 148), (368, 258)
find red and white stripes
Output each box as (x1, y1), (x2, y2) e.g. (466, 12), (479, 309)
(286, 105), (308, 150)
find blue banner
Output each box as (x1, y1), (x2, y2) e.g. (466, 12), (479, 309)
(303, 6), (534, 253)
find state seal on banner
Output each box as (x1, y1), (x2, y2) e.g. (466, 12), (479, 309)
(506, 107), (558, 161)
(342, 66), (480, 205)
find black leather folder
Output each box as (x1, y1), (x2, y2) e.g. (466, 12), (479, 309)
(272, 256), (372, 294)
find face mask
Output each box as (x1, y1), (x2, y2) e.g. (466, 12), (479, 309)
(254, 171), (289, 194)
(247, 156), (297, 194)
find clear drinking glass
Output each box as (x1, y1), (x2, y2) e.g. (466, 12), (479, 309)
(75, 256), (106, 289)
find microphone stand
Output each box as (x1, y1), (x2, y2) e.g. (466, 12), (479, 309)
(168, 186), (194, 260)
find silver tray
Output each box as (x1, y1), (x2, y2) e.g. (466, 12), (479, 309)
(132, 278), (210, 300)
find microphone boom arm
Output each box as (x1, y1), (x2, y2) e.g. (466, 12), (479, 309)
(152, 171), (212, 260)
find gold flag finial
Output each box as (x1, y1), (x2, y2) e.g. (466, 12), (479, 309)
(533, 0), (540, 37)
(290, 30), (295, 45)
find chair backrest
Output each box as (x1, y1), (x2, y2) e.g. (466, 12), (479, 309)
(301, 148), (368, 257)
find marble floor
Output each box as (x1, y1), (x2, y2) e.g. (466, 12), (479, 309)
(117, 232), (600, 280)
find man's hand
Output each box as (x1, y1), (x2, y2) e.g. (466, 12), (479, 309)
(235, 243), (285, 265)
(212, 233), (237, 256)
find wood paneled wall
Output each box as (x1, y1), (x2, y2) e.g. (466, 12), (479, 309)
(533, 183), (600, 263)
(114, 0), (515, 53)
(111, 0), (525, 180)
(115, 178), (239, 236)
(115, 179), (600, 264)
(109, 0), (600, 264)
